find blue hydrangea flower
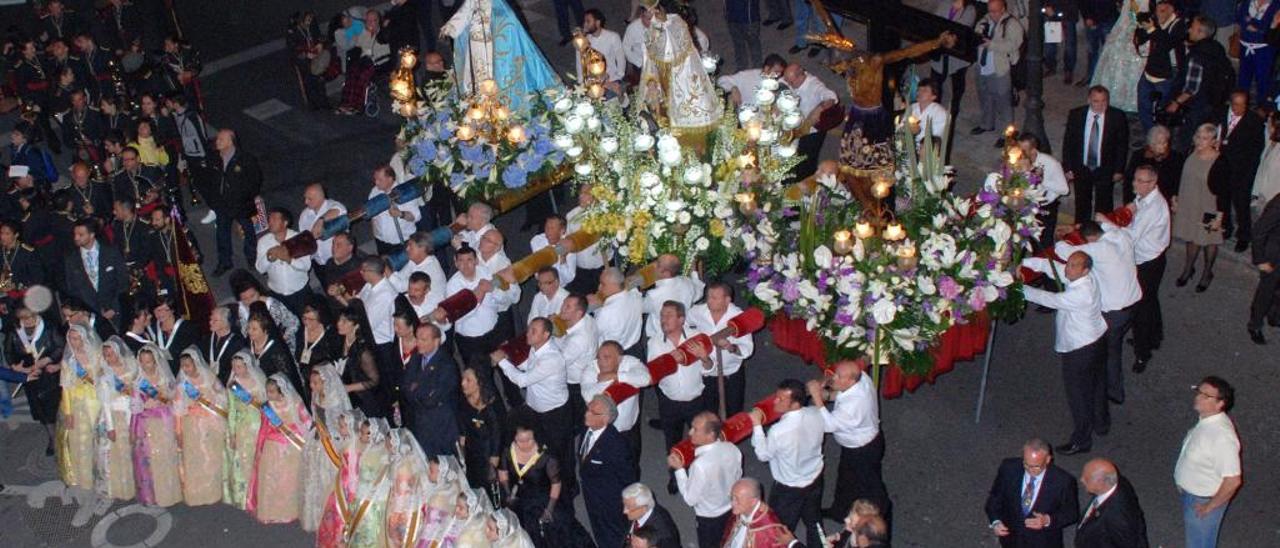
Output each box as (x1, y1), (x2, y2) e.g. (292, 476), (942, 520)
(502, 163), (528, 189)
(459, 143), (485, 165)
(449, 172), (467, 189)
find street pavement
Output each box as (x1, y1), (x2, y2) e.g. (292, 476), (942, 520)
(2, 0), (1278, 546)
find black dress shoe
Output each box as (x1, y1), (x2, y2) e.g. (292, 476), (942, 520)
(777, 20), (793, 31)
(1074, 78), (1089, 87)
(1094, 426), (1110, 437)
(1132, 356), (1150, 374)
(1268, 316), (1280, 327)
(1195, 273), (1214, 293)
(1248, 328), (1267, 345)
(971, 127), (989, 135)
(788, 45), (806, 54)
(1055, 442), (1091, 455)
(1176, 267), (1196, 287)
(1235, 240), (1250, 253)
(45, 442), (54, 456)
(1108, 395), (1125, 405)
(763, 17), (781, 25)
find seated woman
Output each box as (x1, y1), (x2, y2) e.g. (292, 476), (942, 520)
(336, 8), (392, 115)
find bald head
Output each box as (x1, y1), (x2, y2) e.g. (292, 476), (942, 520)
(730, 478), (763, 516)
(1081, 458), (1119, 496)
(656, 254), (681, 278)
(829, 360), (863, 391)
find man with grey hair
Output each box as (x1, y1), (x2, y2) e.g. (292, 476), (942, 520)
(984, 438), (1079, 546)
(390, 230), (447, 303)
(592, 266), (644, 353)
(452, 201), (496, 250)
(642, 253), (704, 339)
(622, 482), (681, 547)
(724, 477), (791, 548)
(579, 394), (637, 548)
(205, 303), (247, 384)
(1076, 458), (1149, 546)
(581, 340), (652, 464)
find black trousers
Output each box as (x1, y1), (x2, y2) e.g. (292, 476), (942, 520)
(1073, 168), (1116, 221)
(528, 402), (573, 472)
(492, 310), (524, 409)
(271, 286), (314, 320)
(793, 131), (826, 181)
(566, 266), (603, 295)
(700, 368), (746, 417)
(1036, 199), (1061, 253)
(1101, 306), (1134, 402)
(1248, 267), (1280, 329)
(567, 383), (585, 437)
(770, 478), (824, 548)
(621, 424), (642, 477)
(658, 391), (703, 450)
(829, 432), (890, 523)
(695, 512), (730, 548)
(1222, 171), (1259, 243)
(1061, 336), (1108, 447)
(375, 239), (406, 257)
(1133, 254), (1167, 361)
(932, 67), (968, 163)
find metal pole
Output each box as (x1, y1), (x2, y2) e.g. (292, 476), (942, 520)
(715, 346), (727, 421)
(1023, 0), (1051, 154)
(974, 319), (999, 423)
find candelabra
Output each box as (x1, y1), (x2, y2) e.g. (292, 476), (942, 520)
(454, 78), (526, 146)
(572, 29), (609, 100)
(389, 47), (420, 117)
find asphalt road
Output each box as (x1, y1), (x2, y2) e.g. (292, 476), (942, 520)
(2, 0), (1278, 546)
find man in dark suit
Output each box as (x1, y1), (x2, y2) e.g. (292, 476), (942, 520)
(404, 322), (460, 457)
(64, 218), (127, 328)
(206, 304), (247, 384)
(1216, 91), (1266, 253)
(580, 394), (638, 548)
(622, 482), (682, 548)
(984, 438), (1080, 547)
(1062, 86), (1130, 220)
(198, 128), (262, 277)
(1075, 458), (1149, 547)
(1248, 193), (1280, 344)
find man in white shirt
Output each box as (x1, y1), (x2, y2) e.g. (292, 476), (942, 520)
(390, 230), (447, 303)
(807, 360), (890, 524)
(1022, 251), (1108, 455)
(439, 247), (507, 396)
(642, 254), (703, 339)
(478, 229), (521, 345)
(1174, 376), (1241, 547)
(565, 187), (607, 293)
(649, 301), (705, 494)
(576, 9), (626, 94)
(1055, 220), (1141, 404)
(622, 8), (652, 82)
(495, 317), (572, 471)
(910, 79), (949, 148)
(717, 54), (787, 108)
(530, 214), (578, 285)
(296, 182), (347, 266)
(581, 340), (650, 464)
(368, 165), (421, 256)
(687, 282), (754, 416)
(348, 256), (398, 348)
(557, 293), (598, 442)
(255, 207), (314, 316)
(749, 379), (826, 548)
(1099, 165), (1170, 374)
(667, 411), (742, 548)
(782, 62), (838, 180)
(594, 267), (645, 353)
(1017, 132), (1071, 250)
(452, 202), (496, 251)
(529, 267), (570, 325)
(397, 272), (450, 339)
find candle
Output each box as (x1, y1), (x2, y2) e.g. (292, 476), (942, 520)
(833, 230), (854, 255)
(507, 125), (526, 144)
(399, 49), (417, 69)
(456, 124), (475, 141)
(872, 181), (891, 199)
(745, 119), (763, 142)
(467, 107), (485, 121)
(494, 105), (511, 121)
(896, 244), (918, 269)
(389, 78), (412, 101)
(1006, 187), (1027, 208)
(1004, 124), (1017, 138)
(854, 221), (875, 240)
(907, 115), (921, 135)
(883, 222), (906, 241)
(735, 192), (757, 215)
(572, 33), (588, 51)
(588, 82), (605, 99)
(1007, 147), (1023, 165)
(478, 79), (498, 97)
(588, 60), (606, 77)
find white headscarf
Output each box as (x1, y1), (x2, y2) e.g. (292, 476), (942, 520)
(227, 350), (268, 404)
(60, 323), (105, 389)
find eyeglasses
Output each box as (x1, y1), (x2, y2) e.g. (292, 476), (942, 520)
(1190, 386), (1221, 400)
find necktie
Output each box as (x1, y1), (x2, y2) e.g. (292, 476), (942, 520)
(86, 248), (99, 290)
(979, 21), (994, 66)
(580, 431), (594, 459)
(1021, 476), (1037, 515)
(1086, 114), (1101, 169)
(1079, 497), (1099, 528)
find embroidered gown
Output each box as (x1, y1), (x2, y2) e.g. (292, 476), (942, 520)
(176, 349), (228, 506)
(420, 456), (467, 541)
(302, 364), (353, 532)
(347, 419), (394, 548)
(424, 487), (492, 548)
(131, 344), (184, 507)
(1090, 0), (1151, 112)
(249, 373), (313, 524)
(57, 325), (104, 490)
(224, 351), (266, 510)
(385, 430), (431, 548)
(315, 410), (368, 548)
(94, 337), (138, 501)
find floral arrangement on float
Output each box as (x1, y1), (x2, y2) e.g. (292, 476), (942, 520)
(548, 73), (803, 277)
(397, 71), (567, 202)
(741, 123), (1048, 377)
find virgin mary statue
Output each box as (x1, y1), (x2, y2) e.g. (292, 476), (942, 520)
(638, 0), (722, 137)
(440, 0), (561, 113)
